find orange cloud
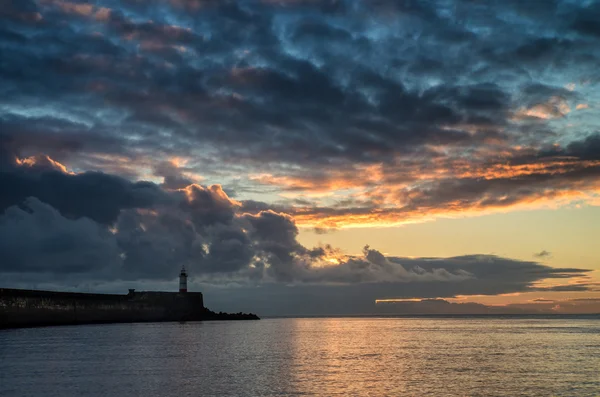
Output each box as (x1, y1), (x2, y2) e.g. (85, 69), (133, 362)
(513, 96), (571, 120)
(15, 155), (73, 174)
(251, 164), (384, 193)
(181, 184), (242, 207)
(290, 187), (600, 228)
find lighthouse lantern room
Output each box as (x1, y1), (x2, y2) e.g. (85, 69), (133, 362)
(179, 266), (188, 293)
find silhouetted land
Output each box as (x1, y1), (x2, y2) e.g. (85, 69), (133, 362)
(0, 288), (259, 329)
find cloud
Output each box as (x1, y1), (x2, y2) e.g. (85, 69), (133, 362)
(534, 250), (552, 258)
(570, 2), (600, 38)
(0, 197), (121, 275)
(0, 147), (592, 303)
(564, 133), (600, 161)
(1, 0), (599, 232)
(513, 96), (571, 120)
(0, 150), (170, 225)
(153, 159), (197, 189)
(0, 0), (599, 314)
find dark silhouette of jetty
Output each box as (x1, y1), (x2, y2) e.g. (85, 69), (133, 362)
(0, 288), (259, 329)
(1, 266), (258, 329)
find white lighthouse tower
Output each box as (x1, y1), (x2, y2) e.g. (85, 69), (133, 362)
(179, 265), (188, 293)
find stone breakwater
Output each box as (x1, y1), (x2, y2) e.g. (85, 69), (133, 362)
(0, 288), (259, 329)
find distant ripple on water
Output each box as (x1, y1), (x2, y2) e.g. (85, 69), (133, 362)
(1, 318), (599, 396)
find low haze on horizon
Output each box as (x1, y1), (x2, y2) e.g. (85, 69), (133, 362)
(1, 0), (599, 316)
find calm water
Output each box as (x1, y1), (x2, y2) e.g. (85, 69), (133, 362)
(1, 318), (599, 396)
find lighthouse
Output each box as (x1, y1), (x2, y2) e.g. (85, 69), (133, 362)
(179, 266), (188, 293)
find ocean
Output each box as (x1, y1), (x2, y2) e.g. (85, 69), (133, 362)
(1, 317), (599, 396)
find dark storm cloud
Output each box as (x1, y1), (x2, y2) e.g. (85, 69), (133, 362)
(570, 1), (600, 38)
(243, 209), (318, 282)
(0, 0), (41, 23)
(0, 197), (120, 274)
(384, 254), (587, 283)
(181, 184), (237, 228)
(565, 133), (600, 160)
(0, 116), (127, 161)
(1, 0), (597, 199)
(153, 161), (194, 189)
(0, 147), (169, 225)
(201, 224), (254, 273)
(3, 0), (597, 175)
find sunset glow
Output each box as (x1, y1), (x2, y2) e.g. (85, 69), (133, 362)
(1, 0), (599, 315)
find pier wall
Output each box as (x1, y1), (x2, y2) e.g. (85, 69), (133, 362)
(0, 288), (206, 328)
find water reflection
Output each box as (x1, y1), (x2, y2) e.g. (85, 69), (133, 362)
(0, 318), (599, 396)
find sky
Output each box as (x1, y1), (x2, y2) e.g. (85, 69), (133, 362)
(1, 0), (599, 316)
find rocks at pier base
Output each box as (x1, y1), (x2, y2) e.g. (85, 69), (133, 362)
(202, 310), (260, 321)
